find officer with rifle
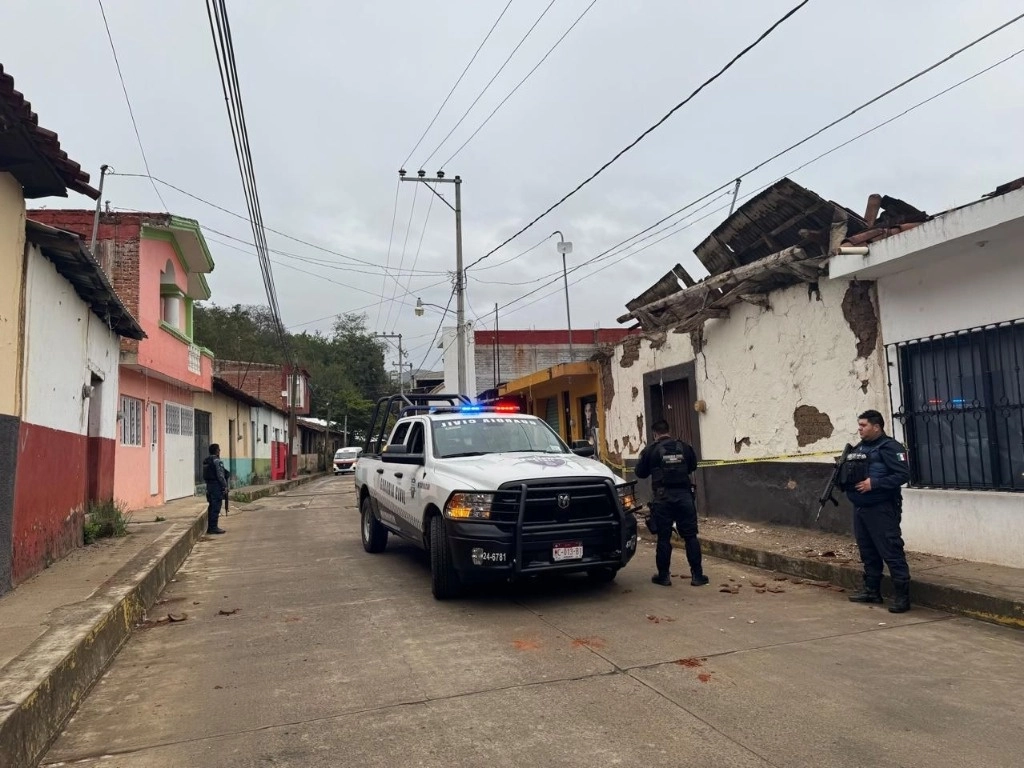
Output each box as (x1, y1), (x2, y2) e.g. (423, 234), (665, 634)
(634, 419), (709, 588)
(825, 410), (912, 613)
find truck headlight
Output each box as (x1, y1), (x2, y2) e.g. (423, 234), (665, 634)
(616, 485), (638, 512)
(445, 492), (494, 520)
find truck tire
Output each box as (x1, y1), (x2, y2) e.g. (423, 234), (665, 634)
(429, 515), (461, 600)
(361, 496), (388, 553)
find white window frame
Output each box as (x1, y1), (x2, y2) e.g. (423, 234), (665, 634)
(120, 396), (143, 446)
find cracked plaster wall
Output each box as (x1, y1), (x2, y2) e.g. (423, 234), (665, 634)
(604, 331), (694, 462)
(604, 278), (887, 462)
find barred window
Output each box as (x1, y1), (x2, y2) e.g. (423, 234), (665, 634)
(165, 404), (181, 436)
(887, 318), (1024, 491)
(120, 396), (143, 446)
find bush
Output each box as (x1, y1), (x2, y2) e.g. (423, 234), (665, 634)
(83, 499), (133, 543)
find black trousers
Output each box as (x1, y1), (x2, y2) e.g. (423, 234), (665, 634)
(652, 493), (703, 577)
(853, 500), (910, 582)
(206, 487), (224, 531)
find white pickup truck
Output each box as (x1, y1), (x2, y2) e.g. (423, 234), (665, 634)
(353, 394), (639, 599)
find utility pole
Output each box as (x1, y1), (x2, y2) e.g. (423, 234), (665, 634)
(553, 231), (575, 362)
(729, 178), (743, 215)
(374, 332), (404, 394)
(89, 164), (110, 255)
(494, 302), (500, 390)
(288, 367), (298, 479)
(400, 169), (467, 395)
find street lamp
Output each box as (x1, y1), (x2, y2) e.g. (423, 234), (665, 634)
(552, 231), (574, 362)
(414, 297), (451, 317)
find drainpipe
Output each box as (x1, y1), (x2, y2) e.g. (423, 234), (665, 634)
(836, 246), (870, 256)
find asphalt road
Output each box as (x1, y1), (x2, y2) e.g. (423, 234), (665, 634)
(42, 476), (1024, 767)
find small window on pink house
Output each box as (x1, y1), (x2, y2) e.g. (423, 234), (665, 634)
(160, 260), (184, 330)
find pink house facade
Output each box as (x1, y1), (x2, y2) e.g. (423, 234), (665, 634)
(27, 210), (216, 509)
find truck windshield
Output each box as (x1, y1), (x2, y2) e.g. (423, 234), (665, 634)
(432, 418), (568, 459)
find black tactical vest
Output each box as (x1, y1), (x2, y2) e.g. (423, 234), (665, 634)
(652, 440), (691, 490)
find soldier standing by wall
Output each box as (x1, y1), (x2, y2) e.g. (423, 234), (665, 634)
(634, 419), (709, 587)
(843, 410), (912, 612)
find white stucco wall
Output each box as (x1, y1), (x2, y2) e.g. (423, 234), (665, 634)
(900, 489), (1024, 568)
(20, 244), (121, 437)
(877, 229), (1024, 344)
(604, 327), (694, 460)
(252, 406), (289, 460)
(873, 224), (1024, 568)
(605, 278), (888, 463)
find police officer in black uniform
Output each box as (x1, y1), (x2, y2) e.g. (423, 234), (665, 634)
(634, 419), (709, 587)
(842, 410), (911, 612)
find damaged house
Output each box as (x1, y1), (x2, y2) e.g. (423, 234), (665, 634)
(607, 177), (887, 535)
(605, 175), (1024, 568)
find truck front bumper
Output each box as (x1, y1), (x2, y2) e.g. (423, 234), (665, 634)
(446, 513), (638, 577)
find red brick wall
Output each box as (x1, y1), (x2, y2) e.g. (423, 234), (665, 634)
(27, 210), (146, 354)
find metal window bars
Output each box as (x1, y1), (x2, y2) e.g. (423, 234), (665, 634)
(885, 318), (1024, 492)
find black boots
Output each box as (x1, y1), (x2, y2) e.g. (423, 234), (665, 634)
(888, 578), (911, 613)
(849, 576), (911, 612)
(848, 576), (883, 604)
(690, 574), (709, 587)
(651, 573), (672, 586)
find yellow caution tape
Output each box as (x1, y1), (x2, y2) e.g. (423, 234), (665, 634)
(601, 448), (838, 474)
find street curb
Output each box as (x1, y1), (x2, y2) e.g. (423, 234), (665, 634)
(0, 511), (207, 768)
(229, 472), (328, 503)
(0, 471), (329, 768)
(698, 537), (1024, 631)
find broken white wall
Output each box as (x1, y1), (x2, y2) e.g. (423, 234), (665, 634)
(603, 329), (693, 463)
(604, 277), (888, 464)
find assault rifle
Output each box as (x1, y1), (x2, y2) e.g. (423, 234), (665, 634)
(816, 443), (854, 522)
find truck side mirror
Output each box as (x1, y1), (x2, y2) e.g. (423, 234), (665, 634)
(571, 441), (595, 458)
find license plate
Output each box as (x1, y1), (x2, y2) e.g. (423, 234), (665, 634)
(552, 541), (583, 561)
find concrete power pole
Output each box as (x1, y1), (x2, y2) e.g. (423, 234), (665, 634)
(400, 169), (467, 395)
(374, 333), (404, 394)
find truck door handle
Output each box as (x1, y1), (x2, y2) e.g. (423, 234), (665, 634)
(394, 472), (404, 479)
(376, 469), (384, 475)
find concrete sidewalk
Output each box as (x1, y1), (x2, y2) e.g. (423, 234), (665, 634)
(0, 472), (326, 768)
(679, 515), (1024, 631)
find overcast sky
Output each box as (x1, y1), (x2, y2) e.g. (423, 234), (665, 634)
(5, 1), (1023, 371)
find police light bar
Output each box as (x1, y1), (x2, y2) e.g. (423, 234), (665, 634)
(429, 404), (521, 414)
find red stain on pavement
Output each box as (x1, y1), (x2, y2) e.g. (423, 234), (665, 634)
(674, 657), (704, 668)
(513, 639), (541, 651)
(571, 637), (606, 650)
(697, 673), (713, 683)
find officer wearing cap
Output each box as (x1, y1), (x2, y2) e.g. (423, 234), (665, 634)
(842, 409), (912, 612)
(634, 419), (708, 587)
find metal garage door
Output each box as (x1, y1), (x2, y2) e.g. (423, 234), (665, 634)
(164, 402), (196, 500)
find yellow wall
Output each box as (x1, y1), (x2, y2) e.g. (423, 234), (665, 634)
(0, 173), (26, 418)
(192, 390), (252, 459)
(503, 368), (602, 448)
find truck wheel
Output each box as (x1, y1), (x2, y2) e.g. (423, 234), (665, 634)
(361, 496), (388, 553)
(429, 515), (461, 600)
(587, 567), (619, 584)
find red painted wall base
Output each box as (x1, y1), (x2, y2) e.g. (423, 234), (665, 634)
(12, 422), (115, 585)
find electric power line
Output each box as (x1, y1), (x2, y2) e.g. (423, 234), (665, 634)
(383, 183), (420, 330)
(494, 43), (1024, 317)
(401, 0), (515, 168)
(467, 0), (815, 269)
(376, 179), (403, 330)
(96, 0), (168, 211)
(442, 0), (600, 168)
(388, 183), (439, 332)
(205, 0), (286, 348)
(415, 287), (457, 372)
(107, 172), (421, 275)
(419, 0), (559, 169)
